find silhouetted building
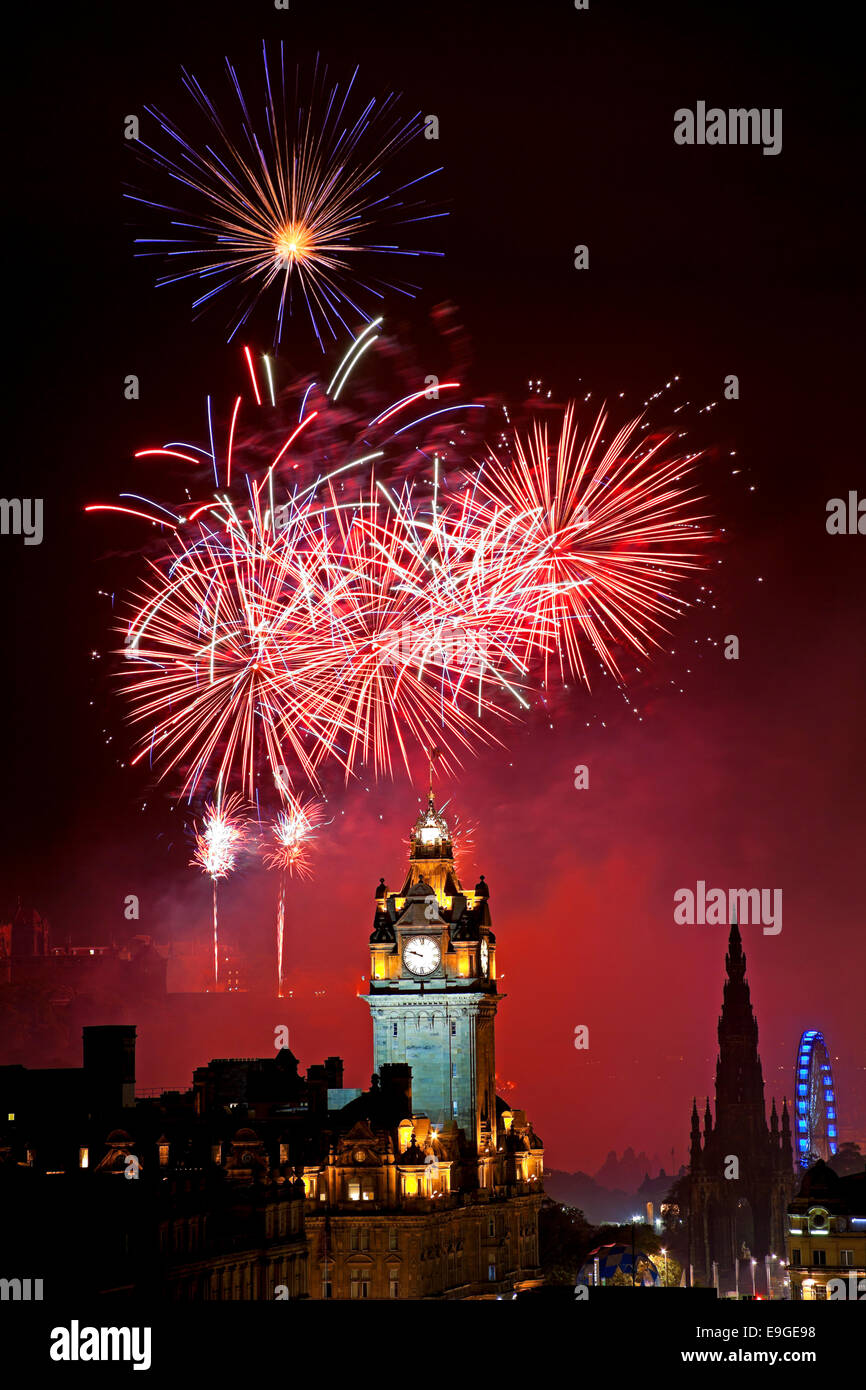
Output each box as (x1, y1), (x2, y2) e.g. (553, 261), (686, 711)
(688, 921), (795, 1290)
(0, 798), (544, 1300)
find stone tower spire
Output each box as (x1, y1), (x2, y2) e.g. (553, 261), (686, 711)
(690, 1098), (702, 1168)
(688, 920), (795, 1290)
(714, 919), (766, 1137)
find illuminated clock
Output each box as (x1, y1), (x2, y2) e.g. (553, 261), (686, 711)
(479, 938), (489, 976)
(354, 1149), (367, 1163)
(402, 935), (441, 976)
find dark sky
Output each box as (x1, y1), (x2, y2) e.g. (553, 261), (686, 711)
(4, 0), (864, 1171)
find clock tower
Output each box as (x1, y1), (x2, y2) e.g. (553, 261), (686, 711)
(361, 795), (499, 1151)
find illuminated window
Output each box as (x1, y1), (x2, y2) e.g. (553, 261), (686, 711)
(6, 1113), (13, 1122)
(78, 1147), (89, 1169)
(348, 1182), (361, 1201)
(362, 1187), (375, 1201)
(452, 1100), (458, 1115)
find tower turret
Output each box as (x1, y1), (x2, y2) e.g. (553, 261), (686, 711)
(361, 794), (499, 1152)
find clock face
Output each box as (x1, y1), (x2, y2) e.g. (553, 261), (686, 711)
(402, 935), (441, 976)
(353, 1149), (367, 1163)
(480, 938), (489, 975)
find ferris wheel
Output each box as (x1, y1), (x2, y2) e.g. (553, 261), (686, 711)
(795, 1030), (839, 1168)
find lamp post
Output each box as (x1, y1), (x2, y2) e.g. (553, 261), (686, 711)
(661, 1247), (668, 1287)
(751, 1259), (757, 1297)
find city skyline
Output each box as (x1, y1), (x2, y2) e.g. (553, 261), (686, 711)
(2, 0), (863, 1329)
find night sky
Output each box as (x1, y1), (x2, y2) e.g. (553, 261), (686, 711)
(4, 0), (864, 1173)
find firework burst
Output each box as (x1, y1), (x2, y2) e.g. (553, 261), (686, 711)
(92, 329), (713, 810)
(191, 791), (248, 987)
(129, 46), (444, 346)
(262, 795), (327, 995)
(472, 404), (712, 685)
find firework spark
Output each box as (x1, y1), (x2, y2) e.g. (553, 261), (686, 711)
(94, 331), (712, 810)
(191, 791), (247, 987)
(129, 45), (444, 346)
(472, 404), (712, 685)
(103, 329), (514, 796)
(263, 795), (326, 995)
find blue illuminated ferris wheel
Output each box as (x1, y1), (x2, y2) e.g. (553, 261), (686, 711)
(795, 1030), (839, 1168)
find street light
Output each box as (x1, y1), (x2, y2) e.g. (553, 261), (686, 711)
(751, 1258), (757, 1297)
(661, 1247), (668, 1287)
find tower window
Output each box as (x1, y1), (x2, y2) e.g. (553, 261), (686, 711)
(452, 1100), (458, 1115)
(451, 1062), (457, 1078)
(488, 1264), (496, 1281)
(393, 1023), (398, 1037)
(451, 1021), (456, 1037)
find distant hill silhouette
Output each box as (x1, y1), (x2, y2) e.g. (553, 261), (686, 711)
(545, 1149), (686, 1224)
(594, 1147), (664, 1190)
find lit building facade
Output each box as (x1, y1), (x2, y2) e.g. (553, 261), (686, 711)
(303, 795), (544, 1298)
(786, 1161), (866, 1301)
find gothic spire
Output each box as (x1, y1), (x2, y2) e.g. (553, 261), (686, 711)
(690, 1098), (702, 1166)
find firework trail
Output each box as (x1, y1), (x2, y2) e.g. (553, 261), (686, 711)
(128, 45), (445, 346)
(191, 791), (247, 988)
(91, 326), (712, 809)
(262, 795), (326, 995)
(92, 323), (514, 797)
(472, 404), (713, 684)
